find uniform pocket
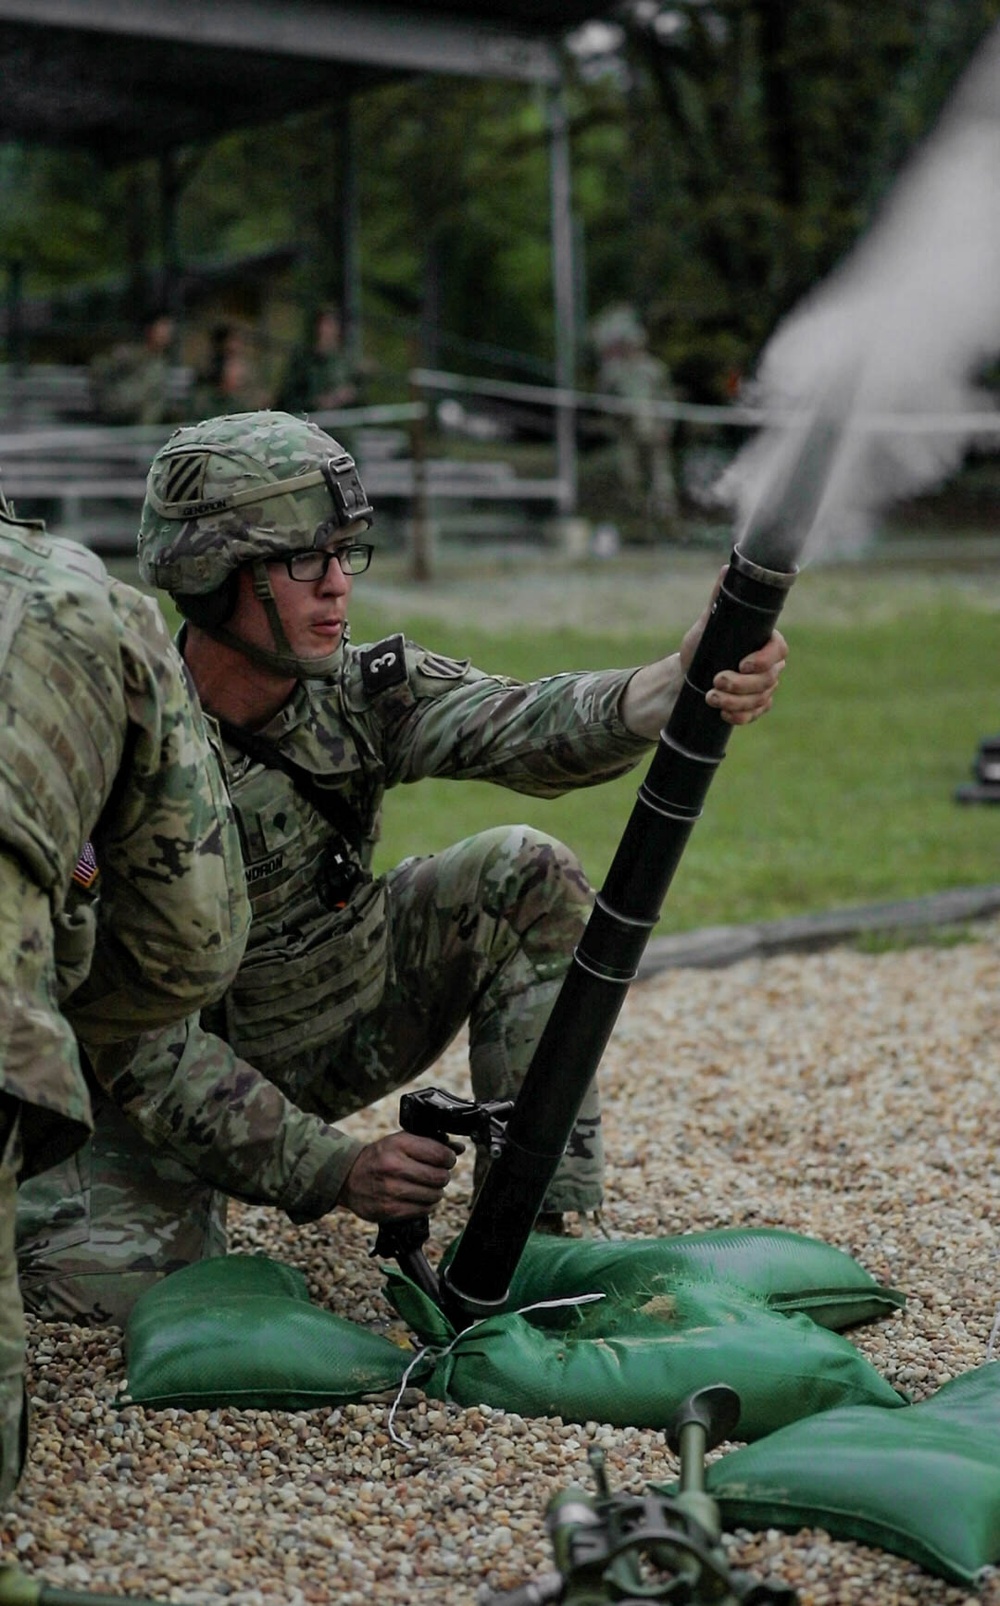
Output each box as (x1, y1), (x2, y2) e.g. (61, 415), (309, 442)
(16, 1144), (91, 1263)
(226, 879), (390, 1068)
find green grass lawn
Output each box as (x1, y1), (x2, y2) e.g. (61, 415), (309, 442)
(345, 587), (998, 935)
(135, 543), (997, 937)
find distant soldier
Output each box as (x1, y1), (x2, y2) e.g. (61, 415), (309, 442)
(277, 304), (360, 415)
(0, 495), (249, 1506)
(193, 321), (269, 418)
(89, 309), (179, 426)
(16, 410), (787, 1326)
(592, 303), (679, 534)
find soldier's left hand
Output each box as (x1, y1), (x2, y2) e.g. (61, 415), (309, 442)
(703, 627), (787, 726)
(621, 566), (788, 739)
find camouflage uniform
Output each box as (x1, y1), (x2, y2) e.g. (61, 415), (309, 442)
(277, 343), (356, 414)
(90, 343), (173, 427)
(17, 413), (655, 1326)
(0, 505), (249, 1504)
(593, 305), (678, 528)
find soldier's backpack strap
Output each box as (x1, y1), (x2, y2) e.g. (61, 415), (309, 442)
(213, 715), (365, 852)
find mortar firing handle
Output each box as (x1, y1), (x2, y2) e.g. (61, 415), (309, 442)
(399, 1088), (513, 1150)
(372, 1089), (517, 1302)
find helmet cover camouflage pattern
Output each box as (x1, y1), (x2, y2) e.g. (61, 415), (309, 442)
(137, 410), (373, 597)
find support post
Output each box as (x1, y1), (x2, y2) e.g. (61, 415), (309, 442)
(158, 151), (184, 332)
(340, 97), (363, 371)
(547, 78), (578, 517)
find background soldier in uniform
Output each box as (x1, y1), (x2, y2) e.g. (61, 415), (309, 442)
(592, 303), (679, 535)
(89, 309), (180, 427)
(17, 411), (787, 1325)
(0, 495), (249, 1506)
(277, 304), (361, 414)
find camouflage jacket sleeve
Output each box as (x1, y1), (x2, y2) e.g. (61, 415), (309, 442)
(63, 578), (250, 1045)
(88, 1015), (361, 1220)
(0, 522), (251, 1173)
(0, 528), (126, 1172)
(0, 851), (93, 1178)
(0, 524), (248, 1050)
(342, 636), (653, 796)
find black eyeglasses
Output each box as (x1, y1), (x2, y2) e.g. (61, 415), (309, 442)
(280, 543), (374, 581)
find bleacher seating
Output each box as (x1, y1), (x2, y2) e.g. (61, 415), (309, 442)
(0, 371), (569, 550)
(0, 425), (175, 549)
(0, 362), (193, 425)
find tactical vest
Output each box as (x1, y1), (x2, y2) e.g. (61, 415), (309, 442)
(213, 749), (389, 1075)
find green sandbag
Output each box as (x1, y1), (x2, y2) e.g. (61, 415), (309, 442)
(392, 1273), (903, 1438)
(486, 1228), (904, 1331)
(656, 1364), (1000, 1586)
(120, 1247), (903, 1435)
(121, 1254), (412, 1410)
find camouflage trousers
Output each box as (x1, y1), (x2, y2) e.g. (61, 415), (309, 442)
(1, 1099), (27, 1509)
(616, 427), (678, 525)
(17, 826), (603, 1325)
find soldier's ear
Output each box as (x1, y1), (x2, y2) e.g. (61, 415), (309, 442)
(174, 573), (239, 630)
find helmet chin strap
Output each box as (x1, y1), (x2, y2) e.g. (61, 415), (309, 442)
(210, 559), (343, 680)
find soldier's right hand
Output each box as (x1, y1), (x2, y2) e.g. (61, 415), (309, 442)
(338, 1131), (457, 1222)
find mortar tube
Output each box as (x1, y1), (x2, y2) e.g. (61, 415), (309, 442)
(441, 546), (797, 1325)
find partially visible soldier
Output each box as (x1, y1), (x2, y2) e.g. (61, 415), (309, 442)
(0, 495), (250, 1507)
(276, 304), (360, 415)
(193, 322), (269, 419)
(17, 410), (787, 1326)
(89, 309), (181, 427)
(592, 303), (679, 535)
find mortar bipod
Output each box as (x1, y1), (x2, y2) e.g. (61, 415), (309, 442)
(478, 1386), (799, 1604)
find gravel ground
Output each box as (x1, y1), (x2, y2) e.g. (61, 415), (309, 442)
(4, 915), (999, 1604)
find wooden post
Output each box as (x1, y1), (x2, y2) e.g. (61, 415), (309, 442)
(408, 367), (432, 583)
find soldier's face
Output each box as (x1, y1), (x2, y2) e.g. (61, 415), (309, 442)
(148, 316), (174, 352)
(232, 547), (353, 668)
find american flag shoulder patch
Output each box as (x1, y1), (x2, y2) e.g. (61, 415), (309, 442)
(72, 841), (100, 890)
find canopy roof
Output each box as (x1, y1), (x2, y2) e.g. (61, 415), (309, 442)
(0, 0), (608, 163)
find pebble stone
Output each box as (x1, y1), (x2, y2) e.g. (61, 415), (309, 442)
(4, 917), (1000, 1606)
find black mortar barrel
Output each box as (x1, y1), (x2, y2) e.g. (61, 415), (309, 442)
(441, 545), (797, 1325)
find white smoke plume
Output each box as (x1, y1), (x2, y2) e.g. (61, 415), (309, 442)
(716, 22), (1000, 568)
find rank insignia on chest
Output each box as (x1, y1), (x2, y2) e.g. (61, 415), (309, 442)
(359, 633), (407, 696)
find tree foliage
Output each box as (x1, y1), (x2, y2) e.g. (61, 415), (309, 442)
(608, 0), (1000, 394)
(1, 1), (999, 396)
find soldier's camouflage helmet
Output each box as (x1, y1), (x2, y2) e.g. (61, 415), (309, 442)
(590, 302), (646, 353)
(137, 410), (374, 678)
(138, 410), (372, 596)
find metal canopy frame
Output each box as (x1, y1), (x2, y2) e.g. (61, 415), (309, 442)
(0, 0), (593, 510)
(0, 0), (590, 159)
(7, 0), (563, 79)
